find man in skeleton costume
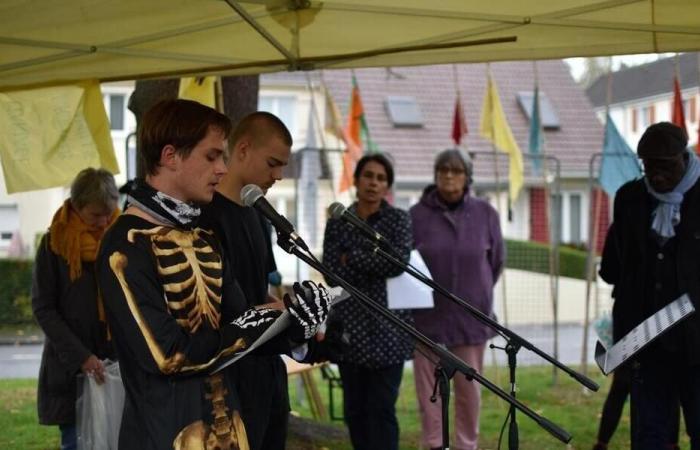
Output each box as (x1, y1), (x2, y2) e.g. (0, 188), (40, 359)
(200, 112), (294, 449)
(97, 99), (330, 450)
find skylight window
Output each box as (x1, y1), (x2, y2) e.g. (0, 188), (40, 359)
(517, 91), (560, 129)
(385, 96), (424, 127)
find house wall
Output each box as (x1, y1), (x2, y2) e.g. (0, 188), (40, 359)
(1, 73), (605, 328)
(591, 84), (699, 252)
(529, 185), (608, 252)
(603, 88), (700, 150)
(3, 73), (600, 271)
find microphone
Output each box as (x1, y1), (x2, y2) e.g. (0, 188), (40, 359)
(327, 202), (390, 248)
(241, 184), (308, 251)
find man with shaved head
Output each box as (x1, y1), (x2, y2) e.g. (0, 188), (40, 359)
(200, 111), (296, 449)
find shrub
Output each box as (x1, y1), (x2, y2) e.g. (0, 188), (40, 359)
(505, 239), (588, 280)
(0, 259), (35, 325)
(0, 239), (589, 325)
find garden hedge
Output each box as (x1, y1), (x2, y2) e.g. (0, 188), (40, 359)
(0, 239), (589, 324)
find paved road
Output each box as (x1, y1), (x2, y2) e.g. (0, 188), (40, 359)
(0, 324), (600, 379)
(0, 343), (42, 379)
(485, 323), (599, 367)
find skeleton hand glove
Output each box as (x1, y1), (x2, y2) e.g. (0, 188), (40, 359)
(221, 307), (282, 351)
(231, 307), (281, 330)
(284, 280), (331, 342)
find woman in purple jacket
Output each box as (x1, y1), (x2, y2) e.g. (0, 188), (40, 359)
(410, 149), (505, 450)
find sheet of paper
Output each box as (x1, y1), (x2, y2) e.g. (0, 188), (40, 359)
(212, 287), (349, 373)
(595, 294), (695, 375)
(387, 250), (434, 310)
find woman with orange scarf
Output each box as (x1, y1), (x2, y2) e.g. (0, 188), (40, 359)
(31, 168), (120, 450)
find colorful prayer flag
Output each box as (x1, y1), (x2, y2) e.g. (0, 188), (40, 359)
(528, 86), (544, 176)
(479, 75), (524, 202)
(671, 77), (689, 139)
(599, 113), (642, 196)
(324, 85), (346, 143)
(178, 77), (217, 109)
(0, 80), (119, 193)
(451, 93), (468, 146)
(339, 75), (378, 192)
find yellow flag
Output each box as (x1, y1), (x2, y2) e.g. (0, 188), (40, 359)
(178, 77), (216, 108)
(479, 75), (524, 202)
(0, 80), (119, 194)
(324, 85), (345, 142)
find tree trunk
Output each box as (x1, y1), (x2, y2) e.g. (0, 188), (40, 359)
(221, 75), (260, 127)
(127, 75), (259, 177)
(127, 79), (179, 178)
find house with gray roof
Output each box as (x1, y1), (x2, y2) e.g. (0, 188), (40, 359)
(586, 52), (700, 149)
(0, 62), (608, 271)
(261, 60), (608, 271)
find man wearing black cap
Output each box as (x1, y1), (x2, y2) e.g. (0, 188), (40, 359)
(600, 122), (700, 449)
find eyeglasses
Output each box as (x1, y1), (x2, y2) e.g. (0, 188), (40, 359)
(436, 167), (466, 176)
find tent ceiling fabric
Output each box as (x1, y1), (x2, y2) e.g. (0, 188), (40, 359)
(2, 0), (700, 90)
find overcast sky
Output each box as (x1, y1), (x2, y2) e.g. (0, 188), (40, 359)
(564, 53), (674, 81)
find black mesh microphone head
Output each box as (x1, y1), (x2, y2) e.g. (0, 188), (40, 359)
(241, 184), (264, 207)
(328, 202), (346, 219)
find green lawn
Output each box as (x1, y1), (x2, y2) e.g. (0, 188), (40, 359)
(0, 379), (59, 449)
(287, 365), (636, 450)
(2, 365), (685, 450)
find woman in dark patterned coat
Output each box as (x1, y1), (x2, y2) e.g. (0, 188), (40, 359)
(322, 153), (414, 450)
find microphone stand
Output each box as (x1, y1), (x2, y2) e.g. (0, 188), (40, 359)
(365, 241), (599, 450)
(275, 232), (573, 447)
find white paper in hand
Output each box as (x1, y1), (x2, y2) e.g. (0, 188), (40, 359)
(387, 250), (434, 310)
(211, 287), (350, 373)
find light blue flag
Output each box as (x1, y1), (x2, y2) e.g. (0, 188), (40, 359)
(528, 86), (543, 176)
(599, 113), (642, 196)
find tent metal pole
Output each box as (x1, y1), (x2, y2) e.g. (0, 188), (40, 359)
(222, 0), (297, 64)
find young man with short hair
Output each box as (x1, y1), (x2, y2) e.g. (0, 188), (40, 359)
(200, 111), (296, 450)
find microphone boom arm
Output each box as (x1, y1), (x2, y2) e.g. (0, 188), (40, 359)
(370, 243), (599, 392)
(274, 233), (572, 444)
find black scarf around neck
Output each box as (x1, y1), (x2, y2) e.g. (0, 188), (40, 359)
(125, 179), (201, 230)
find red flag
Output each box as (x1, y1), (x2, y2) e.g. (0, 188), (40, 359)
(672, 77), (689, 140)
(451, 94), (468, 146)
(697, 101), (700, 155)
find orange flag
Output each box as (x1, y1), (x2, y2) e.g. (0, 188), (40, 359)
(339, 77), (366, 192)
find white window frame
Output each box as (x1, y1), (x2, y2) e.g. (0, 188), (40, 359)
(553, 190), (589, 244)
(102, 92), (128, 133)
(258, 94), (298, 139)
(0, 204), (19, 250)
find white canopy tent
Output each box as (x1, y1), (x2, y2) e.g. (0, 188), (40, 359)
(2, 0), (700, 89)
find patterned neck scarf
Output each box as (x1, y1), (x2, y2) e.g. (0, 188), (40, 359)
(125, 178), (201, 230)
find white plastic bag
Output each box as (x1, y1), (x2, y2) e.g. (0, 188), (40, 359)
(76, 359), (125, 450)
